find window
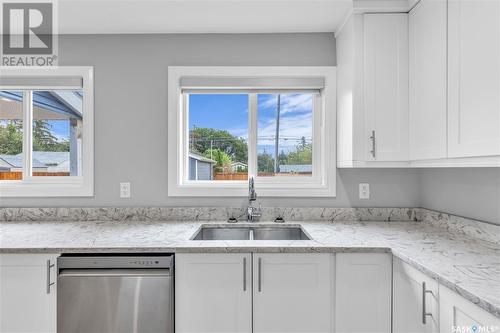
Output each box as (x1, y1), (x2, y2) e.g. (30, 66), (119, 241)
(0, 67), (94, 196)
(257, 93), (314, 177)
(168, 66), (336, 197)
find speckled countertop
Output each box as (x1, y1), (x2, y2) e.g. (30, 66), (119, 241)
(0, 220), (499, 318)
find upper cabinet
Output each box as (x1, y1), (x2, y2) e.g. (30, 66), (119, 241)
(337, 13), (409, 167)
(337, 1), (500, 167)
(364, 14), (409, 162)
(409, 0), (447, 160)
(447, 0), (500, 158)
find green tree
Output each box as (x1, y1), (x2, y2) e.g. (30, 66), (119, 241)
(0, 120), (70, 155)
(204, 148), (232, 173)
(0, 121), (23, 155)
(190, 127), (247, 163)
(285, 141), (312, 165)
(33, 120), (70, 152)
(258, 150), (275, 173)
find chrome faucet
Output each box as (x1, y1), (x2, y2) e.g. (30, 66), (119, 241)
(247, 177), (261, 222)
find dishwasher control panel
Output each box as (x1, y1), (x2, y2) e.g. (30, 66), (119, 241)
(58, 255), (174, 269)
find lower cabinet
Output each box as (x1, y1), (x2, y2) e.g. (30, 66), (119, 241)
(335, 253), (392, 333)
(175, 252), (333, 333)
(439, 284), (500, 333)
(0, 254), (59, 333)
(393, 257), (439, 333)
(175, 253), (252, 333)
(252, 253), (333, 333)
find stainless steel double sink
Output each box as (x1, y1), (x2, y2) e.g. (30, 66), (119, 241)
(192, 225), (311, 241)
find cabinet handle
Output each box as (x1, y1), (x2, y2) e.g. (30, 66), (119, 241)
(243, 257), (247, 292)
(258, 257), (262, 292)
(370, 130), (376, 158)
(46, 259), (55, 294)
(422, 282), (434, 324)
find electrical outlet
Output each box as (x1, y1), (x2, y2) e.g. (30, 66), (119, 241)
(120, 182), (131, 198)
(359, 183), (370, 199)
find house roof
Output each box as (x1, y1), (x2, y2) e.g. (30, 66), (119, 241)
(279, 164), (312, 173)
(189, 152), (216, 164)
(0, 155), (46, 169)
(31, 151), (69, 166)
(0, 91), (82, 120)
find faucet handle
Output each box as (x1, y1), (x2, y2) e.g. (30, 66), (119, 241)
(255, 203), (262, 216)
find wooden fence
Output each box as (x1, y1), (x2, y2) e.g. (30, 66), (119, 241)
(0, 172), (70, 180)
(214, 172), (248, 181)
(214, 172), (311, 180)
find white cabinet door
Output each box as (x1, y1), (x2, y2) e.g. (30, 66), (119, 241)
(393, 257), (439, 333)
(364, 14), (409, 161)
(409, 0), (448, 160)
(0, 254), (58, 333)
(175, 253), (252, 333)
(335, 253), (392, 333)
(439, 284), (500, 333)
(253, 253), (333, 333)
(448, 0), (500, 157)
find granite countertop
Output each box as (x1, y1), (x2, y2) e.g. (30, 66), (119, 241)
(0, 220), (499, 318)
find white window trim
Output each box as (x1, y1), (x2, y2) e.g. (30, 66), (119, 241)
(168, 66), (336, 197)
(0, 66), (94, 197)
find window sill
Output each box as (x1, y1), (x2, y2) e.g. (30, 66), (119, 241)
(0, 181), (93, 197)
(168, 182), (335, 197)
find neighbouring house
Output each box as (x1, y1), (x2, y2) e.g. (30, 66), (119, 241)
(279, 164), (313, 174)
(0, 90), (83, 176)
(0, 155), (48, 172)
(30, 152), (71, 173)
(189, 152), (216, 180)
(230, 161), (247, 172)
(0, 152), (72, 175)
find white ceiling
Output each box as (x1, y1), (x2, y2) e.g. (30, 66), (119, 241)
(57, 0), (353, 34)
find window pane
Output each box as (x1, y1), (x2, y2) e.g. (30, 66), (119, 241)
(257, 93), (313, 177)
(0, 91), (23, 180)
(32, 90), (83, 177)
(188, 94), (248, 181)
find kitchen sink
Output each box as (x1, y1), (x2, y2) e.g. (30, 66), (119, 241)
(191, 225), (311, 241)
(252, 227), (310, 240)
(192, 227), (250, 240)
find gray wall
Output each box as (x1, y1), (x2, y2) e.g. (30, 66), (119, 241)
(1, 34), (497, 226)
(419, 168), (500, 225)
(0, 34), (421, 208)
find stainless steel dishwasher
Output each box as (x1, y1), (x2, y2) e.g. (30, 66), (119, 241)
(57, 254), (174, 333)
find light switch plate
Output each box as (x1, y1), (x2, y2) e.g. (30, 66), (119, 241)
(359, 183), (370, 199)
(120, 182), (131, 198)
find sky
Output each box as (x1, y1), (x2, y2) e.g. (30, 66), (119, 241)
(45, 120), (69, 140)
(0, 92), (70, 141)
(189, 93), (313, 157)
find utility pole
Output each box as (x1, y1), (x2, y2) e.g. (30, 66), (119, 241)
(192, 125), (196, 151)
(274, 94), (281, 173)
(210, 140), (213, 160)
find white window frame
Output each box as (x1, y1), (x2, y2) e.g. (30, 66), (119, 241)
(0, 66), (94, 197)
(168, 66), (336, 197)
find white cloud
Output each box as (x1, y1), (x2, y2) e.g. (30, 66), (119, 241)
(258, 112), (312, 148)
(227, 127), (248, 140)
(259, 93), (313, 115)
